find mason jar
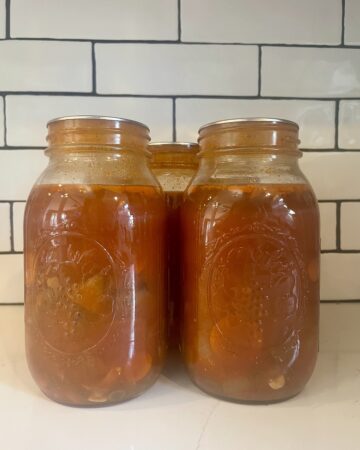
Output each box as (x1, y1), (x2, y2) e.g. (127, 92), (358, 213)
(24, 116), (166, 406)
(182, 118), (320, 403)
(149, 142), (199, 350)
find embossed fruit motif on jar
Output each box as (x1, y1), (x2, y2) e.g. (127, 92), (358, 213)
(24, 116), (166, 406)
(149, 142), (199, 350)
(181, 118), (320, 403)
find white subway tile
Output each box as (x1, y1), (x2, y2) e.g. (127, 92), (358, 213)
(176, 99), (335, 148)
(262, 47), (360, 98)
(0, 151), (47, 201)
(0, 254), (23, 303)
(13, 202), (25, 252)
(0, 0), (5, 38)
(341, 203), (360, 250)
(182, 0), (341, 44)
(0, 41), (91, 92)
(345, 0), (360, 44)
(6, 95), (172, 146)
(11, 0), (177, 40)
(300, 152), (360, 200)
(339, 101), (360, 149)
(319, 203), (337, 250)
(96, 44), (258, 96)
(320, 303), (360, 351)
(321, 253), (360, 300)
(0, 203), (10, 251)
(0, 96), (4, 146)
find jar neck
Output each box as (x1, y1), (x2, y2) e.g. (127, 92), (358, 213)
(40, 117), (157, 187)
(193, 119), (304, 185)
(198, 119), (300, 157)
(150, 155), (198, 170)
(149, 143), (199, 170)
(47, 147), (150, 163)
(46, 145), (150, 159)
(193, 152), (305, 186)
(40, 148), (158, 188)
(46, 116), (150, 154)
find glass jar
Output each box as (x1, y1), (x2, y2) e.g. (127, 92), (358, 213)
(182, 118), (320, 403)
(24, 116), (166, 406)
(149, 142), (199, 350)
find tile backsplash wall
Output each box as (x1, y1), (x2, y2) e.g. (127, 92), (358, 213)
(0, 0), (359, 303)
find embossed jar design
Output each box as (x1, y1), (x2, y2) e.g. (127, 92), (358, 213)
(149, 142), (199, 350)
(182, 118), (320, 403)
(24, 116), (166, 406)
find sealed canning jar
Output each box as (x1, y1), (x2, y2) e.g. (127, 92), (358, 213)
(182, 118), (320, 403)
(149, 142), (199, 350)
(24, 116), (166, 406)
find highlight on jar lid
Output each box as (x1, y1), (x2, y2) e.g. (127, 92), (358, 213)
(197, 117), (301, 155)
(148, 142), (200, 166)
(46, 115), (151, 148)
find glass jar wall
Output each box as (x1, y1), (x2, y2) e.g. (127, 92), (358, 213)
(24, 116), (166, 406)
(181, 118), (320, 403)
(149, 142), (199, 350)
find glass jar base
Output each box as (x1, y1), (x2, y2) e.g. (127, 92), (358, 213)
(189, 376), (304, 405)
(38, 377), (158, 408)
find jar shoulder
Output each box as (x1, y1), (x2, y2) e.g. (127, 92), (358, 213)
(35, 153), (160, 188)
(183, 183), (319, 228)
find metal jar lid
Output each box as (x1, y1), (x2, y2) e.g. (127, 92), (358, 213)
(47, 115), (150, 131)
(198, 117), (299, 133)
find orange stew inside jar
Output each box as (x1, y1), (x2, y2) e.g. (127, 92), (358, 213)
(24, 116), (166, 406)
(149, 142), (199, 350)
(181, 118), (320, 403)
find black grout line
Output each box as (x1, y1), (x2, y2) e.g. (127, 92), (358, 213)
(2, 37), (360, 48)
(321, 248), (360, 254)
(336, 201), (341, 250)
(0, 303), (24, 306)
(2, 147), (360, 152)
(1, 249), (360, 255)
(2, 38), (180, 44)
(1, 300), (360, 306)
(91, 42), (96, 94)
(334, 100), (340, 148)
(9, 201), (14, 251)
(302, 148), (360, 152)
(2, 91), (360, 101)
(0, 200), (26, 203)
(2, 146), (360, 153)
(258, 46), (262, 96)
(321, 250), (360, 254)
(319, 199), (360, 203)
(320, 299), (360, 304)
(0, 251), (22, 255)
(5, 0), (10, 39)
(2, 148), (360, 153)
(0, 199), (356, 205)
(0, 146), (44, 150)
(177, 0), (181, 42)
(341, 0), (346, 45)
(172, 98), (177, 141)
(2, 146), (360, 152)
(2, 95), (6, 146)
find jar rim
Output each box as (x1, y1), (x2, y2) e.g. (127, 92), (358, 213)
(47, 115), (150, 131)
(198, 117), (299, 133)
(149, 142), (199, 151)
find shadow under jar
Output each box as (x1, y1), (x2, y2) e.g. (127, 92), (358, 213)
(24, 116), (166, 406)
(149, 142), (199, 351)
(181, 118), (320, 403)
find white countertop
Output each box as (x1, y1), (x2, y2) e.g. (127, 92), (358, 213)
(1, 304), (359, 450)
